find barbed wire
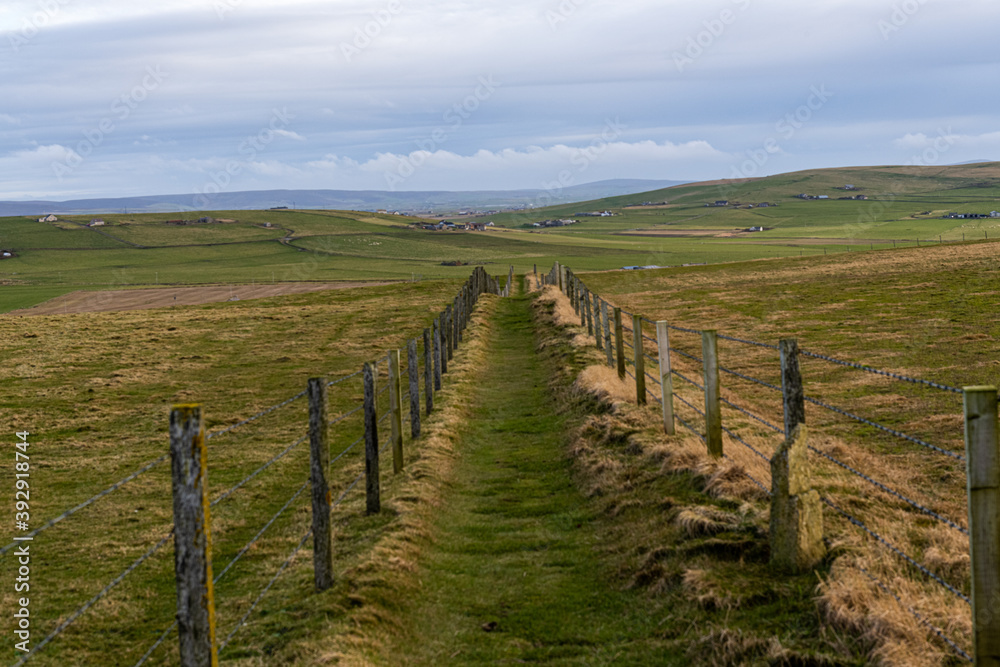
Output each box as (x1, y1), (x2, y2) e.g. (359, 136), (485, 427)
(330, 404), (362, 427)
(799, 349), (963, 394)
(326, 369), (363, 388)
(855, 564), (973, 663)
(717, 333), (780, 351)
(721, 453), (773, 496)
(821, 496), (970, 606)
(671, 347), (703, 364)
(14, 529), (174, 666)
(1, 451), (167, 556)
(676, 413), (706, 444)
(808, 446), (968, 535)
(675, 392), (706, 417)
(210, 434), (307, 509)
(668, 324), (703, 335)
(721, 425), (772, 465)
(672, 369), (704, 391)
(333, 434), (365, 467)
(719, 365), (783, 392)
(132, 619), (176, 667)
(207, 389), (308, 441)
(213, 480), (310, 585)
(719, 396), (783, 434)
(804, 395), (965, 462)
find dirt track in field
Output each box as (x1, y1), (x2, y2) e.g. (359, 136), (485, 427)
(5, 282), (390, 316)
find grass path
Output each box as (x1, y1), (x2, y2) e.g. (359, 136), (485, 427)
(386, 288), (681, 665)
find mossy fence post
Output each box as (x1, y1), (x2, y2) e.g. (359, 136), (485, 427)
(169, 404), (218, 667)
(423, 327), (434, 414)
(585, 288), (594, 335)
(602, 301), (613, 367)
(702, 330), (722, 456)
(613, 307), (626, 379)
(655, 321), (675, 435)
(963, 385), (1000, 665)
(307, 378), (333, 591)
(388, 349), (403, 474)
(770, 339), (824, 572)
(408, 339), (421, 439)
(433, 318), (442, 389)
(633, 314), (646, 405)
(363, 362), (380, 515)
(593, 293), (604, 352)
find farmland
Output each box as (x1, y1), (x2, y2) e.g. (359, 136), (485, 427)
(2, 163), (999, 314)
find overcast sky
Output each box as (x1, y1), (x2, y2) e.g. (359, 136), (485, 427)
(1, 0), (998, 200)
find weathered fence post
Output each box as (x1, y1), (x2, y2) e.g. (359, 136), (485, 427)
(423, 328), (434, 413)
(964, 385), (1000, 665)
(585, 288), (594, 335)
(452, 297), (460, 349)
(702, 330), (722, 457)
(613, 307), (626, 379)
(169, 404), (218, 667)
(769, 424), (825, 572)
(593, 293), (603, 351)
(307, 379), (333, 591)
(445, 305), (454, 361)
(409, 339), (421, 439)
(602, 301), (613, 367)
(633, 314), (646, 405)
(388, 349), (403, 474)
(656, 321), (675, 435)
(439, 312), (448, 375)
(363, 362), (380, 514)
(780, 339), (805, 438)
(433, 318), (442, 388)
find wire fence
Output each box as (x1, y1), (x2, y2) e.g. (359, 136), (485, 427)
(6, 265), (502, 667)
(551, 262), (978, 663)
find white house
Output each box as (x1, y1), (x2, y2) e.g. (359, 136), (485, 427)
(38, 214), (57, 222)
(88, 218), (105, 226)
(991, 211), (999, 218)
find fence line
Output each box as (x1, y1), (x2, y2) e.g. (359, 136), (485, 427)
(9, 265), (504, 667)
(548, 262), (977, 663)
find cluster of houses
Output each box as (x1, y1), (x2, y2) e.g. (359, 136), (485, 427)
(532, 219), (578, 228)
(165, 217), (215, 225)
(419, 220), (495, 231)
(795, 192), (869, 201)
(575, 210), (615, 216)
(706, 200), (775, 208)
(946, 212), (1000, 219)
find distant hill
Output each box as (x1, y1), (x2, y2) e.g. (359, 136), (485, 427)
(0, 179), (685, 217)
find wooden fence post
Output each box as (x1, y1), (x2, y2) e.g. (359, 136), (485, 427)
(307, 379), (333, 591)
(780, 339), (805, 438)
(602, 301), (613, 367)
(614, 307), (626, 379)
(408, 339), (421, 439)
(169, 404), (218, 667)
(439, 313), (448, 375)
(593, 293), (603, 351)
(423, 328), (434, 413)
(964, 386), (1000, 665)
(452, 297), (460, 349)
(363, 362), (380, 514)
(433, 318), (442, 388)
(585, 288), (594, 334)
(656, 321), (675, 435)
(388, 349), (403, 474)
(702, 330), (722, 457)
(445, 305), (454, 361)
(633, 314), (646, 405)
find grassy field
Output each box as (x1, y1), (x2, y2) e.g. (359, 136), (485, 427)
(0, 278), (468, 666)
(2, 163), (998, 313)
(567, 239), (1000, 664)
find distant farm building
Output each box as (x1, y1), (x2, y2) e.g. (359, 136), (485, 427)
(37, 214), (57, 222)
(88, 218), (105, 226)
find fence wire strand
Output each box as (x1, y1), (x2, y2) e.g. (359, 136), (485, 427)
(821, 496), (971, 606)
(672, 369), (704, 391)
(719, 365), (783, 392)
(210, 434), (307, 509)
(720, 396), (783, 434)
(207, 389), (308, 440)
(804, 395), (965, 462)
(799, 349), (963, 394)
(671, 347), (703, 364)
(717, 333), (780, 351)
